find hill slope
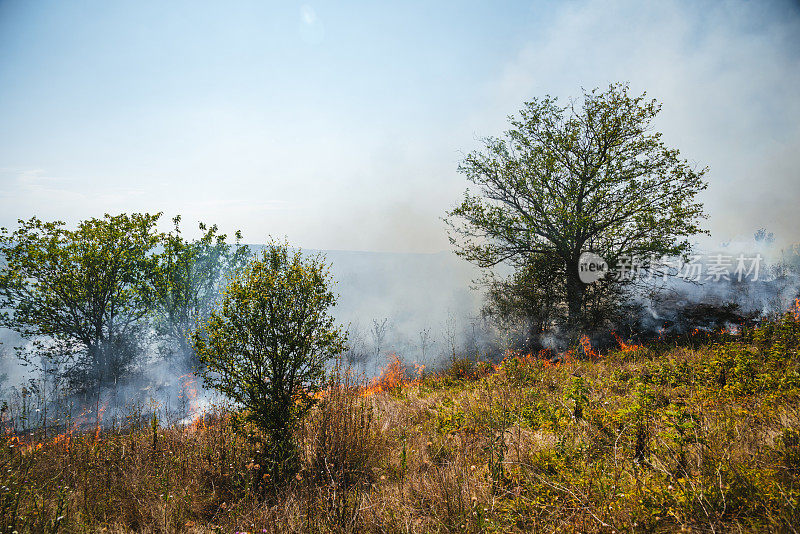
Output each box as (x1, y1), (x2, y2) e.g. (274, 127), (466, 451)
(1, 308), (799, 532)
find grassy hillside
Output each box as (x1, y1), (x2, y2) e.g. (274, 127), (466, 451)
(2, 308), (799, 533)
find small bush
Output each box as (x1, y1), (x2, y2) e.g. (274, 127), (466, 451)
(191, 240), (348, 486)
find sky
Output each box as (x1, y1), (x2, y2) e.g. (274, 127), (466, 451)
(1, 0), (799, 253)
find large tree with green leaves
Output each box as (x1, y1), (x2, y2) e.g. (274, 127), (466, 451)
(153, 216), (250, 364)
(0, 213), (162, 391)
(190, 240), (346, 483)
(446, 83), (707, 331)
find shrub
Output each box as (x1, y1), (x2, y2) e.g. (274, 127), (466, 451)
(564, 376), (590, 420)
(191, 239), (347, 485)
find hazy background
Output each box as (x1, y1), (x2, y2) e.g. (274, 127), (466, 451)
(1, 0), (799, 377)
(1, 0), (798, 253)
(0, 0), (799, 421)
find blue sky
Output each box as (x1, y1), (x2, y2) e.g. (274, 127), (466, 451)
(1, 0), (799, 251)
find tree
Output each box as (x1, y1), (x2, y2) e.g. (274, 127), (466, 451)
(152, 216), (250, 364)
(481, 253), (564, 351)
(0, 213), (162, 392)
(190, 240), (347, 483)
(446, 83), (707, 331)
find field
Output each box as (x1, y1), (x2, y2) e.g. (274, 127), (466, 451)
(1, 308), (799, 533)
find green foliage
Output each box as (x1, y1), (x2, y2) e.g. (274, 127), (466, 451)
(516, 394), (562, 430)
(706, 343), (758, 394)
(488, 427), (507, 493)
(435, 397), (466, 434)
(190, 239), (347, 484)
(651, 356), (695, 388)
(152, 215), (250, 363)
(776, 427), (800, 474)
(616, 383), (666, 464)
(446, 82), (708, 328)
(446, 357), (485, 382)
(482, 254), (564, 345)
(0, 213), (162, 390)
(702, 313), (800, 396)
(564, 375), (590, 420)
(0, 212), (254, 393)
(2, 311), (800, 532)
(500, 354), (544, 386)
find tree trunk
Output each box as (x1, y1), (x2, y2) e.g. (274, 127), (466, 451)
(566, 263), (586, 328)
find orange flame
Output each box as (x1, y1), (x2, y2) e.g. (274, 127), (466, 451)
(179, 374), (200, 414)
(179, 373), (208, 430)
(94, 401), (108, 444)
(189, 412), (207, 432)
(579, 334), (600, 362)
(493, 348), (573, 374)
(361, 354), (406, 397)
(612, 332), (642, 353)
(53, 432), (71, 450)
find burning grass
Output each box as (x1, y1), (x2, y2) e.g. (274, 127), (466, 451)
(2, 311), (800, 532)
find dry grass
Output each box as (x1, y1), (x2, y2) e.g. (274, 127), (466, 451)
(2, 314), (800, 533)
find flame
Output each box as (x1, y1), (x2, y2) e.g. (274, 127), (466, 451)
(724, 324), (741, 335)
(612, 332), (642, 353)
(414, 363), (426, 379)
(53, 432), (71, 450)
(189, 412), (207, 432)
(94, 401), (108, 444)
(178, 373), (208, 429)
(179, 374), (200, 414)
(579, 334), (600, 362)
(19, 441), (43, 455)
(791, 297), (800, 321)
(493, 348), (573, 375)
(359, 355), (426, 397)
(5, 432), (49, 456)
(361, 354), (407, 397)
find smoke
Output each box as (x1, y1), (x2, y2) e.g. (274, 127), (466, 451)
(0, 246), (489, 430)
(0, 1), (798, 437)
(480, 0), (800, 250)
(277, 247), (489, 374)
(615, 235), (800, 342)
(1, 232), (798, 432)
